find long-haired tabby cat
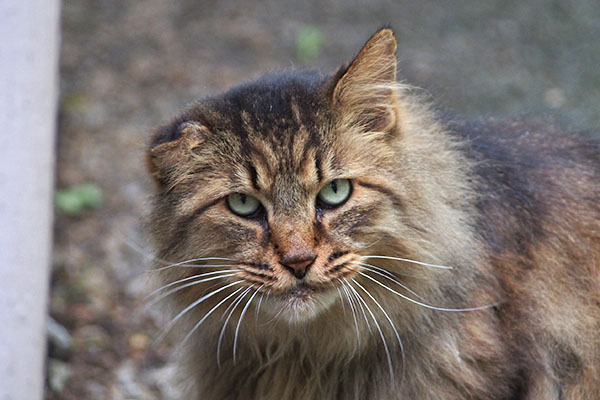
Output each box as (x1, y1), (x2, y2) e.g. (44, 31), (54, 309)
(146, 28), (600, 399)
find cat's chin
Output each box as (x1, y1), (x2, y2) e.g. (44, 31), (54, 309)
(263, 283), (338, 325)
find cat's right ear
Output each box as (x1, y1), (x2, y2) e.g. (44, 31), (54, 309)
(147, 121), (208, 185)
(327, 28), (399, 133)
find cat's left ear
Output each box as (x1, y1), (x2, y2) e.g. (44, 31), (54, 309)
(147, 121), (208, 185)
(328, 28), (398, 133)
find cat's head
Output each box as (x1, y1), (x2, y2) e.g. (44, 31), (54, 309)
(147, 29), (467, 327)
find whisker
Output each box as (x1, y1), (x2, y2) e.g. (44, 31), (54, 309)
(145, 269), (241, 300)
(353, 290), (373, 334)
(343, 278), (372, 334)
(353, 278), (405, 387)
(118, 234), (170, 265)
(336, 286), (347, 315)
(356, 262), (425, 301)
(154, 260), (236, 272)
(119, 234), (235, 269)
(233, 285), (264, 363)
(362, 255), (453, 270)
(254, 289), (269, 325)
(176, 285), (247, 352)
(356, 237), (383, 251)
(352, 279), (402, 344)
(145, 273), (238, 309)
(357, 260), (425, 279)
(221, 284), (250, 320)
(344, 285), (361, 357)
(358, 271), (500, 312)
(118, 234), (238, 279)
(154, 280), (243, 344)
(261, 304), (285, 326)
(218, 286), (252, 367)
(338, 278), (361, 343)
(346, 280), (394, 384)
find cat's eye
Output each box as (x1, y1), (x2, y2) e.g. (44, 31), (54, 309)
(227, 193), (262, 217)
(317, 179), (352, 207)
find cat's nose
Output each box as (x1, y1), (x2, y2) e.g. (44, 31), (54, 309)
(280, 251), (316, 279)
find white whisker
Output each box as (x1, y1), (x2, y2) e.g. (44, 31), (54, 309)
(221, 284), (250, 320)
(353, 290), (373, 334)
(336, 286), (347, 314)
(347, 280), (394, 383)
(218, 286), (252, 367)
(356, 262), (425, 301)
(357, 237), (382, 251)
(154, 280), (243, 344)
(255, 290), (267, 325)
(145, 273), (238, 309)
(338, 278), (361, 344)
(353, 278), (404, 386)
(177, 285), (247, 352)
(233, 285), (264, 363)
(119, 234), (163, 262)
(358, 271), (500, 312)
(145, 269), (241, 300)
(356, 260), (425, 279)
(154, 259), (236, 272)
(363, 255), (453, 270)
(261, 305), (285, 326)
(119, 234), (235, 269)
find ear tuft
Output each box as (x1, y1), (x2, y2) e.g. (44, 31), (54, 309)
(330, 28), (398, 132)
(147, 121), (208, 185)
(150, 122), (206, 155)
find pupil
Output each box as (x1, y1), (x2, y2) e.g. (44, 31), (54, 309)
(240, 194), (246, 204)
(331, 181), (338, 193)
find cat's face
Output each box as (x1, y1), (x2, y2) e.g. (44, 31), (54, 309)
(148, 30), (419, 324)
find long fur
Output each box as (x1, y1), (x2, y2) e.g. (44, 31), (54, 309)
(146, 29), (600, 399)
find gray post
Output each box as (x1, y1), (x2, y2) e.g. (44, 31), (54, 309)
(0, 1), (61, 399)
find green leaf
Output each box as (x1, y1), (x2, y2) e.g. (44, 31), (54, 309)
(296, 26), (323, 63)
(55, 183), (103, 216)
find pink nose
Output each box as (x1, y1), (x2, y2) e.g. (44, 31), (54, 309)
(280, 252), (316, 279)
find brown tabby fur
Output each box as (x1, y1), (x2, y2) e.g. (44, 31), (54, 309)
(146, 29), (600, 399)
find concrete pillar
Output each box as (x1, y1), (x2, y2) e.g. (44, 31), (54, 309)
(0, 0), (61, 399)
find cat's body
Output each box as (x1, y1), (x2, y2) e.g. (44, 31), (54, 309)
(147, 29), (600, 399)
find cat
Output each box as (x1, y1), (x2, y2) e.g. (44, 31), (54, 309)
(145, 28), (600, 399)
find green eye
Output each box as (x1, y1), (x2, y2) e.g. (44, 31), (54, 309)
(227, 193), (261, 217)
(317, 179), (352, 207)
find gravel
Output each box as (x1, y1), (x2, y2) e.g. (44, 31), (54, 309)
(50, 1), (600, 398)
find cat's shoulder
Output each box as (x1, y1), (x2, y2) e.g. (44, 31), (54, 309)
(444, 114), (599, 170)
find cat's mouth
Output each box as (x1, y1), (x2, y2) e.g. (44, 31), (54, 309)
(287, 282), (317, 295)
(277, 282), (320, 303)
(266, 282), (337, 323)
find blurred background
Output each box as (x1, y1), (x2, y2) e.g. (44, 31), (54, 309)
(49, 0), (600, 398)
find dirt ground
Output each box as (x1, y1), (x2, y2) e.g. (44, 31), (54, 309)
(49, 1), (600, 398)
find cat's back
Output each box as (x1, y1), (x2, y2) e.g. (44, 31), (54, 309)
(446, 117), (600, 398)
(448, 116), (600, 264)
(448, 117), (600, 235)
